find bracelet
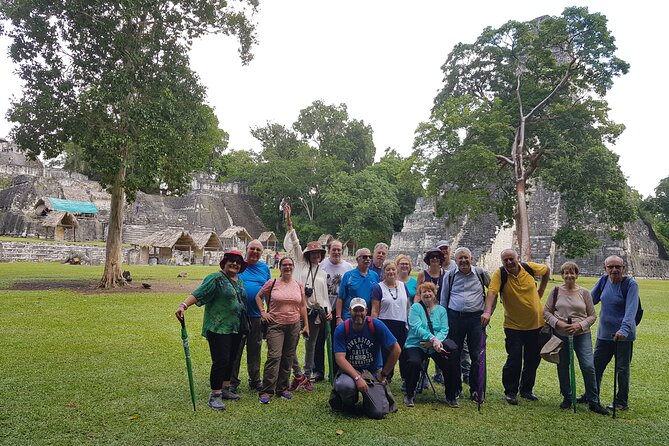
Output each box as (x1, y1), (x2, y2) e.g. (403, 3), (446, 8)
(483, 310), (491, 315)
(353, 374), (360, 382)
(179, 302), (188, 310)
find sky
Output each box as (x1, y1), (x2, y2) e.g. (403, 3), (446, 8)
(0, 1), (665, 197)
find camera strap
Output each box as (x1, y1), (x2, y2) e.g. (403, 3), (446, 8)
(306, 264), (319, 290)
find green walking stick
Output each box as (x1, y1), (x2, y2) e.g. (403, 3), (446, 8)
(568, 317), (576, 413)
(325, 318), (335, 384)
(180, 317), (197, 411)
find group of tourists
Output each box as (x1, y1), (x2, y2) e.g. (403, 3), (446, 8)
(175, 216), (640, 418)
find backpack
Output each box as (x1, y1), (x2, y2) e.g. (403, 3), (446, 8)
(499, 262), (535, 295)
(344, 316), (376, 337)
(591, 275), (643, 326)
(442, 266), (488, 309)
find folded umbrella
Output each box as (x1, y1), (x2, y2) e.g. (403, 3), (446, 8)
(568, 318), (576, 413)
(325, 319), (335, 384)
(477, 329), (487, 412)
(180, 318), (197, 411)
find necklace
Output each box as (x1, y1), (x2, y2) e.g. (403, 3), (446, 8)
(388, 287), (398, 300)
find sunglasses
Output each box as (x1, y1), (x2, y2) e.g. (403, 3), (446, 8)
(358, 255), (372, 260)
(227, 258), (243, 265)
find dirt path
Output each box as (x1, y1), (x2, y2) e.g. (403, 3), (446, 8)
(6, 280), (194, 294)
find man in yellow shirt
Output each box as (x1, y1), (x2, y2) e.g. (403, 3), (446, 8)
(481, 249), (550, 405)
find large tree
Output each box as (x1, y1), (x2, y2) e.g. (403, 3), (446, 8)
(1, 1), (258, 287)
(415, 7), (635, 260)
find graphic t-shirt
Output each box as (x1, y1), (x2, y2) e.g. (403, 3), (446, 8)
(320, 257), (354, 309)
(333, 318), (397, 373)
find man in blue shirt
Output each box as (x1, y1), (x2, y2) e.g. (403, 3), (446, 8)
(231, 240), (271, 391)
(591, 255), (639, 411)
(440, 247), (490, 400)
(336, 248), (380, 324)
(330, 298), (400, 418)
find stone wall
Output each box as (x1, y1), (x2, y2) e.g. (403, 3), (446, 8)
(389, 186), (669, 278)
(0, 241), (131, 265)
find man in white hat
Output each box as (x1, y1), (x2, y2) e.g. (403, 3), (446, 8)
(329, 298), (401, 418)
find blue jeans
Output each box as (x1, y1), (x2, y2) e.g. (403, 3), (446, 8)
(594, 339), (633, 406)
(556, 331), (600, 404)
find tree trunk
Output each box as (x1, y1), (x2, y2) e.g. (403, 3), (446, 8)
(515, 179), (532, 262)
(100, 163), (127, 288)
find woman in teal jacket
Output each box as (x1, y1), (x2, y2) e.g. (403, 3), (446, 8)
(403, 282), (460, 407)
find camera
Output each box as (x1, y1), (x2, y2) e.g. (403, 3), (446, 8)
(304, 286), (314, 298)
(279, 197), (289, 212)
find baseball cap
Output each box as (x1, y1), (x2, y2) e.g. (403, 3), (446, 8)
(350, 297), (367, 310)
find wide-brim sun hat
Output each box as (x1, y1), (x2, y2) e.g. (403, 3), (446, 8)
(303, 241), (326, 259)
(423, 248), (445, 265)
(220, 249), (248, 273)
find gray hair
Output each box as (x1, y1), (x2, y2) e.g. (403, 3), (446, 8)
(382, 259), (397, 271)
(453, 247), (472, 258)
(374, 242), (389, 253)
(355, 248), (371, 257)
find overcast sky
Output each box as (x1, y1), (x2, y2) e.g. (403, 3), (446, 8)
(0, 1), (665, 196)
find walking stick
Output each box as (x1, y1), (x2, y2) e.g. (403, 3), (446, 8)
(477, 329), (487, 412)
(325, 318), (335, 384)
(568, 318), (576, 413)
(613, 339), (618, 419)
(180, 317), (197, 411)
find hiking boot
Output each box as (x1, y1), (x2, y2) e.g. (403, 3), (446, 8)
(311, 374), (325, 382)
(220, 387), (241, 400)
(559, 399), (572, 410)
(208, 392), (226, 411)
(288, 374), (306, 391)
(505, 393), (518, 405)
(403, 396), (415, 407)
(607, 402), (629, 411)
(445, 399), (460, 408)
(520, 392), (538, 401)
(469, 391), (479, 402)
(576, 393), (588, 404)
(249, 380), (262, 391)
(589, 402), (610, 415)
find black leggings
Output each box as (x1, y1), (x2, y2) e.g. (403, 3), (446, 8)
(206, 331), (243, 390)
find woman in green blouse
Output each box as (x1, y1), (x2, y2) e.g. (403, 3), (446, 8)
(175, 250), (248, 411)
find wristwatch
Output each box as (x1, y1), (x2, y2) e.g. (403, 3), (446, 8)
(353, 374), (361, 382)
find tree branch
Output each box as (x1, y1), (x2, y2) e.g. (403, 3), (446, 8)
(524, 60), (575, 120)
(495, 154), (514, 166)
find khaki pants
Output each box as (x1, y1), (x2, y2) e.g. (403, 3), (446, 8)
(260, 322), (301, 395)
(231, 317), (263, 388)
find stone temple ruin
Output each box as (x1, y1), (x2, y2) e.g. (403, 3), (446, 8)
(0, 139), (269, 264)
(389, 190), (669, 278)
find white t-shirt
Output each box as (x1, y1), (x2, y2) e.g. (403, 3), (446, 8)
(320, 257), (354, 309)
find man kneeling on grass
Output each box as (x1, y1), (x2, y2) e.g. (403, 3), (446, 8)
(329, 298), (401, 419)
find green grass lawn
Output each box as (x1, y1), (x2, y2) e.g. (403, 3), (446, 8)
(1, 263), (668, 445)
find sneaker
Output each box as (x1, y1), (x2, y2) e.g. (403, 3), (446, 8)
(220, 387), (241, 400)
(576, 393), (588, 404)
(445, 399), (460, 408)
(259, 394), (271, 404)
(208, 392), (226, 410)
(559, 399), (572, 410)
(303, 378), (313, 392)
(400, 380), (407, 393)
(606, 402), (629, 411)
(311, 374), (325, 382)
(589, 402), (610, 415)
(280, 392), (293, 400)
(288, 374), (305, 391)
(403, 396), (415, 407)
(249, 380), (262, 391)
(432, 373), (444, 385)
(520, 392), (539, 401)
(469, 391), (479, 402)
(505, 393), (518, 405)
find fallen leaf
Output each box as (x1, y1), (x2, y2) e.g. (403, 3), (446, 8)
(336, 430), (344, 436)
(128, 414), (140, 420)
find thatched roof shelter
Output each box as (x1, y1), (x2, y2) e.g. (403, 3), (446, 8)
(191, 231), (223, 251)
(220, 226), (251, 241)
(42, 211), (79, 229)
(258, 231), (277, 243)
(318, 234), (334, 248)
(135, 229), (196, 250)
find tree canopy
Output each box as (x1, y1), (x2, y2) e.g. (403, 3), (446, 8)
(414, 6), (635, 259)
(217, 100), (422, 247)
(1, 0), (258, 286)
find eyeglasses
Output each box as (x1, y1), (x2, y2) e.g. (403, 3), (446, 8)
(358, 255), (372, 260)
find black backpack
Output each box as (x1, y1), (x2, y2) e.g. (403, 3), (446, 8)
(499, 262), (535, 295)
